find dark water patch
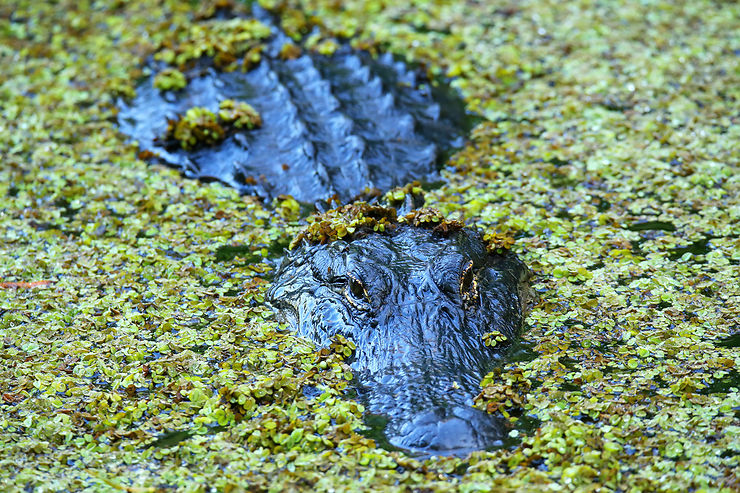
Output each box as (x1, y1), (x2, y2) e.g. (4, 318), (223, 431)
(571, 412), (600, 424)
(592, 196), (611, 212)
(135, 229), (157, 239)
(148, 425), (227, 449)
(506, 339), (539, 364)
(161, 248), (185, 260)
(53, 198), (77, 219)
(546, 157), (570, 167)
(28, 221), (59, 232)
(626, 220), (677, 232)
(714, 333), (740, 348)
(359, 413), (407, 454)
(301, 385), (323, 400)
(720, 448), (739, 459)
(215, 238), (290, 266)
(118, 7), (471, 203)
(650, 375), (670, 391)
(499, 414), (541, 449)
(149, 430), (193, 449)
(668, 237), (712, 260)
(559, 381), (582, 391)
(629, 239), (644, 254)
(699, 370), (740, 395)
(558, 355), (579, 370)
(89, 372), (112, 390)
(214, 244), (262, 263)
(264, 236), (293, 260)
(189, 343), (210, 354)
(421, 179), (448, 191)
(598, 98), (633, 112)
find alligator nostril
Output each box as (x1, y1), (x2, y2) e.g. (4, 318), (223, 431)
(438, 306), (453, 320)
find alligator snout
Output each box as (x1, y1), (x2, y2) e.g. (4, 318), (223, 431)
(394, 406), (506, 455)
(267, 208), (530, 455)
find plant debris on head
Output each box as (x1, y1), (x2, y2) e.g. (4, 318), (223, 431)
(289, 194), (515, 254)
(289, 203), (397, 248)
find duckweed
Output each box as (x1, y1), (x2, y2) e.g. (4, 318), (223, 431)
(1, 0), (737, 491)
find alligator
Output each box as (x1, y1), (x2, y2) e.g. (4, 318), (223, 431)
(267, 204), (531, 455)
(117, 2), (530, 456)
(117, 5), (467, 203)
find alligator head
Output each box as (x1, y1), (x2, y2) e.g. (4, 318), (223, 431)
(267, 206), (531, 455)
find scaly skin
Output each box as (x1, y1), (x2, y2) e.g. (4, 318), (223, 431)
(118, 4), (466, 202)
(268, 224), (530, 455)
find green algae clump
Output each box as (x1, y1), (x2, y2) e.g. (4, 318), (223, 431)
(289, 198), (492, 252)
(168, 107), (226, 150)
(482, 330), (508, 348)
(290, 203), (398, 248)
(153, 68), (187, 91)
(166, 100), (262, 150)
(218, 99), (262, 129)
(279, 42), (302, 60)
(483, 230), (516, 254)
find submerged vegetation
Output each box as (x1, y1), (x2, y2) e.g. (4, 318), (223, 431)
(0, 0), (738, 491)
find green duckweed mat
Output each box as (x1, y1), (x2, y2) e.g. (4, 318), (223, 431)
(1, 0), (738, 491)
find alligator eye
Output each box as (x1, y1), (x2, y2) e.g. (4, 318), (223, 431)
(459, 260), (479, 308)
(345, 274), (371, 311)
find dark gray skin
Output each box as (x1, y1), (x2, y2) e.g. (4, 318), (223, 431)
(267, 225), (530, 455)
